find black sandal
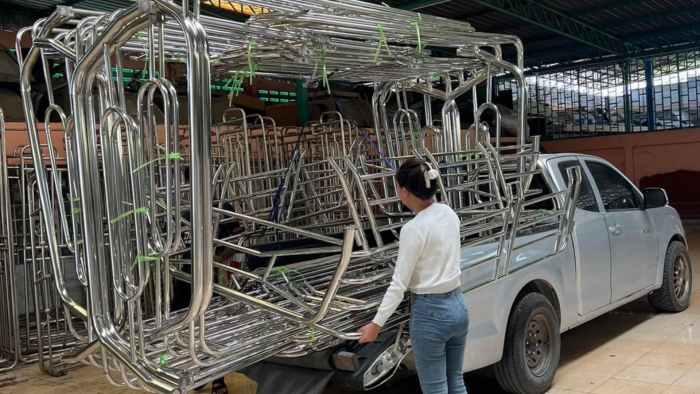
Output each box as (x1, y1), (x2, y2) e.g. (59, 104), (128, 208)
(211, 378), (228, 394)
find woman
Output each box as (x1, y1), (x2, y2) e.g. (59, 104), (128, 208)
(358, 158), (469, 394)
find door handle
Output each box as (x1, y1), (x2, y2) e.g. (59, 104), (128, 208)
(609, 225), (622, 235)
(642, 229), (653, 234)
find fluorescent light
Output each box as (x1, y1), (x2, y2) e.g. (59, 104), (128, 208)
(204, 1), (270, 16)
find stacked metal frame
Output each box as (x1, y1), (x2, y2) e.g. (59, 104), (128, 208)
(0, 114), (90, 375)
(13, 0), (581, 392)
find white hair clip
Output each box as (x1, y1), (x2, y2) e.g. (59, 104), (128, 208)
(424, 163), (440, 188)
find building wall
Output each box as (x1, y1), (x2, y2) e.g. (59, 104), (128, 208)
(6, 121), (699, 218)
(2, 123), (184, 165)
(541, 129), (700, 219)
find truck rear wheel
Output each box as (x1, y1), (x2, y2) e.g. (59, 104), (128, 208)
(494, 293), (560, 394)
(648, 241), (692, 313)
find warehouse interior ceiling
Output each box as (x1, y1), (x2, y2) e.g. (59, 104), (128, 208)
(2, 0), (700, 70)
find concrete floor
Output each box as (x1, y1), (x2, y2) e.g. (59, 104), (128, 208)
(4, 230), (700, 394)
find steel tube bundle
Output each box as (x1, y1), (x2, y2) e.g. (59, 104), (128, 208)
(4, 0), (581, 392)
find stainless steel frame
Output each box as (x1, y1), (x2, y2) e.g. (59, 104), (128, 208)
(9, 0), (581, 392)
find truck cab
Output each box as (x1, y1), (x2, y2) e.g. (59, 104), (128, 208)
(456, 154), (691, 394)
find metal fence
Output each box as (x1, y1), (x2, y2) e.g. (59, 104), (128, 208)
(497, 49), (700, 140)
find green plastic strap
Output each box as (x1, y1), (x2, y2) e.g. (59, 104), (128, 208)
(312, 60), (319, 82)
(411, 13), (423, 53)
(70, 196), (82, 215)
(111, 206), (149, 225)
(230, 80), (241, 101)
(137, 30), (149, 75)
(247, 38), (256, 84)
(132, 153), (183, 173)
(278, 268), (290, 283)
(321, 48), (330, 94)
(374, 24), (393, 62)
(76, 239), (84, 246)
(229, 68), (250, 101)
(131, 251), (161, 270)
(252, 63), (260, 80)
(464, 152), (481, 160)
(226, 74), (238, 106)
(156, 354), (169, 367)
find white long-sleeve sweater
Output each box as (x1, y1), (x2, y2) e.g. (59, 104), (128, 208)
(372, 203), (462, 327)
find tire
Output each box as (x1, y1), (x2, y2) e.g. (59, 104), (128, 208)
(648, 241), (692, 313)
(494, 293), (561, 394)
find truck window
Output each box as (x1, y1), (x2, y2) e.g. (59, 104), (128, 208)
(557, 161), (599, 213)
(525, 173), (554, 211)
(585, 162), (640, 211)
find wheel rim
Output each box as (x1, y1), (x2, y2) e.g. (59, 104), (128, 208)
(674, 254), (690, 301)
(524, 313), (553, 377)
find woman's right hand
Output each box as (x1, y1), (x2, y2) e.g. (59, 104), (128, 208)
(357, 323), (381, 344)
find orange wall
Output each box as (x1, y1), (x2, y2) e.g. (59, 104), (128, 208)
(3, 122), (67, 165)
(2, 123), (195, 165)
(0, 30), (31, 49)
(542, 128), (700, 219)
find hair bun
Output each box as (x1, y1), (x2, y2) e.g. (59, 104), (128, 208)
(427, 169), (439, 180)
(424, 164), (439, 187)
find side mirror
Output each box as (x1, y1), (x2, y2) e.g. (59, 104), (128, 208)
(643, 188), (669, 210)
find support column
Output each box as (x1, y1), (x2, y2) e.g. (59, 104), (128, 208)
(577, 70), (583, 137)
(296, 79), (308, 127)
(492, 78), (499, 102)
(644, 58), (655, 131)
(676, 54), (683, 124)
(623, 59), (633, 133)
(534, 73), (541, 136)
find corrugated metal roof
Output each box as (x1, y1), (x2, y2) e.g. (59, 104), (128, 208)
(3, 0), (700, 67)
(385, 0), (700, 67)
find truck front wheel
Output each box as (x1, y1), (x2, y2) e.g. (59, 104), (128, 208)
(648, 241), (692, 313)
(494, 293), (561, 394)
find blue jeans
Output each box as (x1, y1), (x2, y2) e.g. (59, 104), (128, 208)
(410, 287), (469, 394)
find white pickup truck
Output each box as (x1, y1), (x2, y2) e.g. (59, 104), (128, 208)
(332, 153), (693, 394)
(278, 153), (691, 394)
(441, 153), (692, 394)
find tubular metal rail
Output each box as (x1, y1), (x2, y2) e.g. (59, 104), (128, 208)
(0, 119), (89, 375)
(0, 108), (18, 373)
(10, 0), (581, 392)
